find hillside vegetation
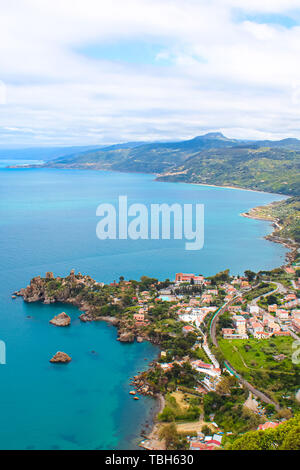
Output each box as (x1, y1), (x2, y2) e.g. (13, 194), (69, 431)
(41, 132), (300, 197)
(244, 196), (300, 244)
(156, 146), (300, 196)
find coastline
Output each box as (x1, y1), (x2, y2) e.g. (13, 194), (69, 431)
(4, 163), (293, 199)
(241, 210), (299, 264)
(139, 394), (165, 450)
(156, 178), (291, 197)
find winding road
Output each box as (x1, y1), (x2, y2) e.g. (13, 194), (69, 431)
(209, 294), (281, 412)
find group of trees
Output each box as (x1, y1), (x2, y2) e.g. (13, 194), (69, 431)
(159, 423), (189, 450)
(230, 414), (300, 450)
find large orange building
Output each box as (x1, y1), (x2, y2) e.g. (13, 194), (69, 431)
(175, 273), (204, 284)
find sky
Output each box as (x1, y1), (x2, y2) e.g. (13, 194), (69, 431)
(1, 0), (300, 147)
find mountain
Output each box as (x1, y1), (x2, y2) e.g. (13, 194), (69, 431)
(43, 132), (239, 172)
(30, 132), (300, 195)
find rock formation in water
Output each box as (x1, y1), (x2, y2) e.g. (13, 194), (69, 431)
(49, 312), (71, 327)
(50, 351), (72, 363)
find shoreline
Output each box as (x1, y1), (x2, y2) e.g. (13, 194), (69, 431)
(139, 394), (165, 450)
(156, 178), (291, 198)
(5, 163), (293, 199)
(241, 211), (299, 264)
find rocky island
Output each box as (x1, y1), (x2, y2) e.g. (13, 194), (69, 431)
(49, 312), (71, 327)
(50, 351), (72, 363)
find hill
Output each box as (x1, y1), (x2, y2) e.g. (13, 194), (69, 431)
(42, 133), (240, 172)
(156, 146), (300, 196)
(31, 132), (300, 196)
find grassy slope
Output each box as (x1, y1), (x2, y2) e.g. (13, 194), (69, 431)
(219, 337), (300, 408)
(157, 146), (300, 196)
(244, 196), (300, 244)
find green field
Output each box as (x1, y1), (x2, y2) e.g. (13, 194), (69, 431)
(218, 336), (300, 409)
(219, 336), (294, 373)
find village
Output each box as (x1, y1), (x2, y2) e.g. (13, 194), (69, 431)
(131, 265), (300, 451)
(15, 261), (300, 451)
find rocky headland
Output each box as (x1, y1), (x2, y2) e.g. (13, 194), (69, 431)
(16, 270), (150, 344)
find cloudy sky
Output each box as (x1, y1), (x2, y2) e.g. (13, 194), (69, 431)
(1, 0), (300, 146)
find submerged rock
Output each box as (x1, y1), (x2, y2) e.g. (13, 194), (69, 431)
(50, 351), (72, 363)
(49, 312), (71, 327)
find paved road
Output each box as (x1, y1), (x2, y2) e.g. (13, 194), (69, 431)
(249, 281), (287, 307)
(210, 296), (281, 412)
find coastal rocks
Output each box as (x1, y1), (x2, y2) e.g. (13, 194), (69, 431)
(79, 313), (93, 322)
(95, 316), (119, 326)
(136, 336), (144, 343)
(49, 312), (71, 327)
(130, 375), (154, 396)
(118, 331), (135, 342)
(50, 351), (71, 363)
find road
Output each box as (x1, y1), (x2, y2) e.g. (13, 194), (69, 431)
(249, 281), (287, 307)
(209, 295), (281, 412)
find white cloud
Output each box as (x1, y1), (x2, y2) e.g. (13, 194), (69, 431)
(0, 0), (300, 145)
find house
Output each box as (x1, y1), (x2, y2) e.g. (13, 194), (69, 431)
(233, 315), (247, 335)
(201, 294), (212, 304)
(267, 322), (281, 333)
(284, 293), (297, 302)
(284, 266), (295, 275)
(182, 325), (195, 335)
(190, 442), (215, 451)
(292, 309), (300, 319)
(268, 304), (278, 313)
(241, 280), (250, 288)
(254, 330), (271, 339)
(133, 313), (145, 322)
(248, 305), (260, 316)
(175, 273), (204, 284)
(276, 309), (289, 320)
(292, 318), (300, 333)
(205, 434), (222, 446)
(222, 328), (234, 338)
(273, 354), (286, 362)
(258, 422), (279, 431)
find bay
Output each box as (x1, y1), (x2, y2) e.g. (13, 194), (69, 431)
(0, 166), (288, 449)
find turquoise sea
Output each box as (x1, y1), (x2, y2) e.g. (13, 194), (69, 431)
(0, 165), (288, 449)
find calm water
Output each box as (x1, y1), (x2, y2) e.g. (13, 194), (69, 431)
(0, 166), (288, 449)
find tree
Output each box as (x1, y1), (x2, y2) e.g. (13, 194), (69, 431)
(159, 423), (188, 450)
(230, 414), (300, 450)
(281, 426), (300, 450)
(265, 404), (276, 417)
(244, 270), (256, 282)
(201, 425), (211, 436)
